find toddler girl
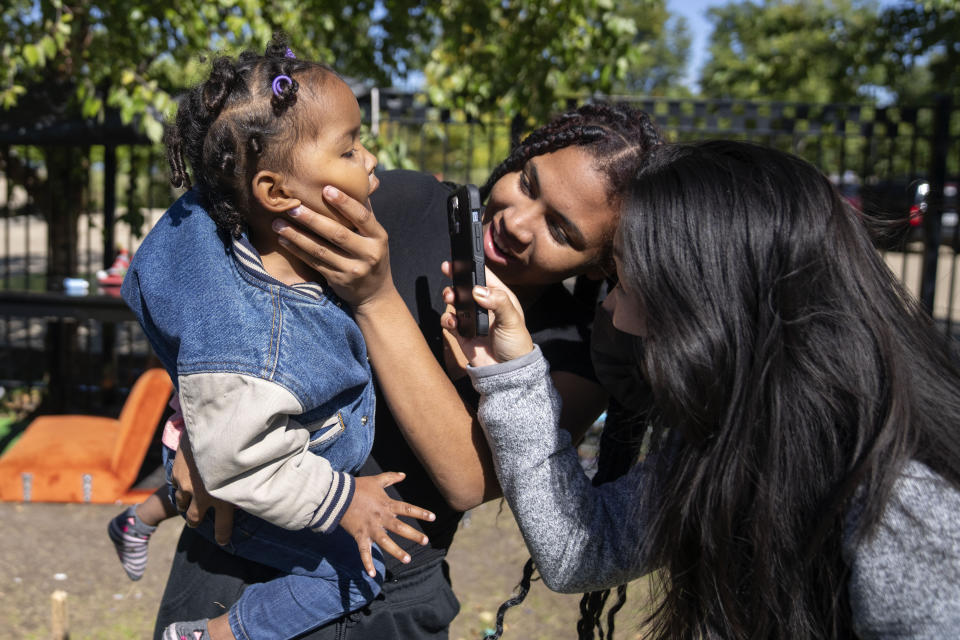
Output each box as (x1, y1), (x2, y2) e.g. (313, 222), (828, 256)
(109, 35), (434, 640)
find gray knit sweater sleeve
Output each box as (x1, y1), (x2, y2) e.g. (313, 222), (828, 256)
(471, 349), (960, 631)
(843, 460), (960, 638)
(468, 347), (657, 593)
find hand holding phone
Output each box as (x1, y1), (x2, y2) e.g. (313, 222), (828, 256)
(447, 184), (489, 337)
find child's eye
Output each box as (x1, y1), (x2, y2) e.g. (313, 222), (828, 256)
(341, 148), (356, 159)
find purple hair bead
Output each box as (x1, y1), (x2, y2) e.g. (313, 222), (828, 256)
(285, 47), (295, 58)
(272, 74), (293, 97)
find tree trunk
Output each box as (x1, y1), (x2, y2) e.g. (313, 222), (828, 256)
(41, 146), (88, 411)
(43, 146), (88, 291)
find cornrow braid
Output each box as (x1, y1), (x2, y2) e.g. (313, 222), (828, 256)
(163, 32), (333, 238)
(575, 399), (648, 640)
(482, 558), (537, 640)
(480, 102), (662, 204)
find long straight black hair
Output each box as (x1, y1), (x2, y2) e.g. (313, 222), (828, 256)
(616, 140), (960, 638)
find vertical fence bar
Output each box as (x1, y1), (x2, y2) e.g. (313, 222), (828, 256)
(919, 96), (952, 314)
(2, 146), (10, 290)
(23, 146), (31, 290)
(103, 145), (117, 270)
(441, 110), (450, 179)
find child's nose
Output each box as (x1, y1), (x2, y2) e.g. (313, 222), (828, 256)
(364, 146), (378, 174)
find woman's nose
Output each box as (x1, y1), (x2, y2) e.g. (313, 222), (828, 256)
(502, 203), (538, 246)
(602, 284), (621, 315)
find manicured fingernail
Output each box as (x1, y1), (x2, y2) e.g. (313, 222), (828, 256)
(278, 236), (290, 247)
(428, 512), (436, 521)
(403, 555), (411, 564)
(369, 569), (377, 577)
(324, 185), (340, 199)
(272, 219), (288, 232)
(422, 536), (429, 545)
(474, 286), (489, 297)
(288, 206), (301, 217)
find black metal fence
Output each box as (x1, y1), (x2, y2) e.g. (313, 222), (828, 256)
(1, 92), (957, 414)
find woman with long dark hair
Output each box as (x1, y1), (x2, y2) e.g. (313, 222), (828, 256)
(449, 140), (960, 638)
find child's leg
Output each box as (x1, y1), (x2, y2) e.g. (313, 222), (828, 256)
(190, 515), (383, 640)
(226, 550), (383, 640)
(107, 487), (173, 581)
(137, 486), (179, 525)
(162, 528), (384, 640)
(160, 614), (233, 640)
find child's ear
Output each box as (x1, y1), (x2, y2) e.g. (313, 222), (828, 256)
(251, 170), (301, 212)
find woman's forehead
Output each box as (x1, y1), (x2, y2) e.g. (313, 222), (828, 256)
(532, 147), (616, 231)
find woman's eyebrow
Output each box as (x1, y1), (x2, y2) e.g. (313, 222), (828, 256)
(529, 161), (587, 247)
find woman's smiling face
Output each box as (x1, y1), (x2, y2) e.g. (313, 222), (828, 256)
(482, 146), (619, 286)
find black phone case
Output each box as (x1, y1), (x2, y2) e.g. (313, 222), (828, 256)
(447, 184), (489, 337)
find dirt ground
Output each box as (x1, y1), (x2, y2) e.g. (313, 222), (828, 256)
(0, 499), (648, 640)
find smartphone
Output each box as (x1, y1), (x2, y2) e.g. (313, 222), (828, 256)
(447, 183), (489, 337)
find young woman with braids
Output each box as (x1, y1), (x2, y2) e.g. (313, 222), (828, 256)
(446, 140), (960, 638)
(115, 37), (437, 640)
(162, 102), (662, 639)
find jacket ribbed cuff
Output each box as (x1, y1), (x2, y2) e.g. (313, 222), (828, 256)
(310, 471), (355, 533)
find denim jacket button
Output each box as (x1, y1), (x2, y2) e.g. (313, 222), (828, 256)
(361, 415), (368, 425)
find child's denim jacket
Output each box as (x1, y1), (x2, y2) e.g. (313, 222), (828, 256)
(122, 189), (375, 533)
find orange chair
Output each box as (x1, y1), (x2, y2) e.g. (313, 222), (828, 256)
(0, 368), (173, 503)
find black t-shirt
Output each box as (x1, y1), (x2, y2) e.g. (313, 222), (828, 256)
(364, 169), (599, 574)
(153, 169), (601, 632)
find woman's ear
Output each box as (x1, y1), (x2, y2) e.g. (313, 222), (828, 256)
(252, 170), (301, 212)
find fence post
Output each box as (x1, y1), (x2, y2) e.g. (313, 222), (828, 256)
(919, 95), (952, 314)
(103, 144), (117, 269)
(50, 589), (68, 640)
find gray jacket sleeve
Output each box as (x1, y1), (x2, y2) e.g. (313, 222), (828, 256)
(844, 460), (960, 638)
(468, 347), (656, 593)
(178, 372), (354, 533)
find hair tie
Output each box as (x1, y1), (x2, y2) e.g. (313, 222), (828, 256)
(272, 74), (293, 97)
(285, 48), (295, 59)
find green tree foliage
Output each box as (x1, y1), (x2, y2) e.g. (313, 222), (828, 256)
(699, 0), (885, 103)
(875, 1), (960, 103)
(699, 0), (959, 105)
(0, 0), (430, 142)
(610, 3), (692, 96)
(423, 0), (688, 122)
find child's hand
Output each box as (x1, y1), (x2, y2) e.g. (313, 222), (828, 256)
(339, 471), (436, 577)
(440, 265), (534, 367)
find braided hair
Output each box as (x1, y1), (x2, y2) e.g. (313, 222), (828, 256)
(482, 102), (661, 640)
(481, 102), (662, 207)
(164, 33), (335, 237)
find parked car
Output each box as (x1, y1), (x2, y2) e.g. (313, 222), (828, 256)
(856, 180), (959, 251)
(905, 181), (959, 248)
